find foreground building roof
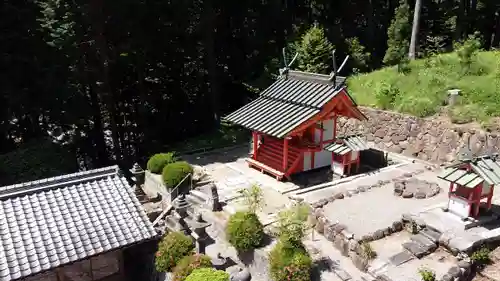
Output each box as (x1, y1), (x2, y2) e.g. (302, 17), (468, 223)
(0, 166), (157, 281)
(224, 70), (366, 138)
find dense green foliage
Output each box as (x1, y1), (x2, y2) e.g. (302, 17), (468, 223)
(276, 202), (312, 246)
(185, 268), (230, 281)
(348, 50), (500, 122)
(147, 153), (177, 174)
(0, 139), (78, 186)
(161, 161), (194, 189)
(226, 211), (264, 252)
(172, 254), (212, 281)
(155, 232), (194, 272)
(384, 1), (411, 66)
(269, 241), (313, 281)
(3, 0), (500, 181)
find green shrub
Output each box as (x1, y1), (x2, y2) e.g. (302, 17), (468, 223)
(418, 268), (436, 281)
(173, 254), (212, 281)
(269, 241), (312, 281)
(276, 202), (311, 247)
(185, 268), (230, 281)
(471, 246), (491, 266)
(360, 242), (377, 260)
(147, 152), (177, 174)
(162, 161), (193, 189)
(226, 211), (264, 252)
(374, 82), (399, 110)
(155, 231), (194, 272)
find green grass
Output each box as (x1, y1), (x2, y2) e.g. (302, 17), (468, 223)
(347, 51), (500, 124)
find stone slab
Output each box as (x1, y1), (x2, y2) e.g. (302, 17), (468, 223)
(402, 241), (428, 258)
(388, 251), (415, 266)
(333, 268), (352, 281)
(410, 233), (437, 250)
(389, 251), (415, 266)
(420, 227), (441, 243)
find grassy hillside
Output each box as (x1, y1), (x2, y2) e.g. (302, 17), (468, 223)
(347, 51), (500, 125)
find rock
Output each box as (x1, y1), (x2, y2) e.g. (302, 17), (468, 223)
(360, 234), (374, 243)
(314, 208), (324, 218)
(448, 266), (461, 278)
(383, 227), (391, 236)
(349, 239), (360, 252)
(327, 196), (336, 202)
(403, 172), (413, 178)
(334, 224), (347, 234)
(334, 192), (345, 199)
(315, 219), (325, 234)
(391, 221), (403, 232)
(348, 189), (359, 196)
(414, 191), (427, 199)
(357, 186), (367, 192)
(372, 229), (385, 240)
(457, 260), (471, 271)
(229, 267), (251, 281)
(319, 198), (329, 207)
(312, 201), (323, 208)
(402, 191), (414, 198)
(441, 274), (453, 281)
(401, 213), (413, 222)
(349, 252), (368, 272)
(420, 228), (442, 243)
(324, 225), (337, 241)
(415, 219), (426, 228)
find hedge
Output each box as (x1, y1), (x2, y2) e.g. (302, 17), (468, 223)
(185, 268), (229, 281)
(162, 161), (193, 189)
(155, 231), (194, 272)
(173, 254), (212, 281)
(147, 152), (177, 174)
(269, 241), (312, 281)
(226, 211), (264, 252)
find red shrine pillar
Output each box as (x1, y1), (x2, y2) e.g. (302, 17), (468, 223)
(252, 132), (258, 160)
(473, 184), (483, 218)
(487, 184), (495, 209)
(333, 113), (337, 140)
(283, 137), (289, 171)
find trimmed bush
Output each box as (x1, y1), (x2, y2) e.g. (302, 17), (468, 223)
(173, 254), (212, 281)
(226, 211), (264, 252)
(155, 231), (194, 272)
(147, 153), (177, 174)
(185, 268), (229, 281)
(162, 161), (193, 189)
(269, 241), (312, 281)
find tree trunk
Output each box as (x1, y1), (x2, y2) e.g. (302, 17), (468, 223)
(455, 0), (466, 41)
(202, 0), (220, 128)
(409, 0), (422, 59)
(87, 0), (123, 163)
(493, 11), (500, 48)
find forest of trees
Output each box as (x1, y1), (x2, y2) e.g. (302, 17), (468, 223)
(1, 0), (500, 184)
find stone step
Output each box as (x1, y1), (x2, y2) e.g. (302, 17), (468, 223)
(410, 233), (437, 249)
(420, 227), (442, 243)
(388, 251), (414, 266)
(402, 241), (431, 258)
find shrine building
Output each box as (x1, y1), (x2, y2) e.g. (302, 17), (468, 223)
(438, 154), (500, 219)
(224, 68), (368, 181)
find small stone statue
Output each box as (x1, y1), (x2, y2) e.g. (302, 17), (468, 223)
(210, 183), (222, 211)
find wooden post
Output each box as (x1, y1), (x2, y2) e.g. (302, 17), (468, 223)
(342, 154), (346, 175)
(283, 137), (289, 171)
(487, 184), (495, 209)
(333, 113), (337, 140)
(356, 154), (360, 173)
(252, 131), (258, 160)
(449, 182), (454, 196)
(473, 185), (482, 217)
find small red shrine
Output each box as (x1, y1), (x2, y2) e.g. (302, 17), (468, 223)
(438, 154), (500, 219)
(224, 64), (368, 181)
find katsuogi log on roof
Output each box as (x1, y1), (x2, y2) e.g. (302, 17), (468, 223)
(224, 70), (367, 138)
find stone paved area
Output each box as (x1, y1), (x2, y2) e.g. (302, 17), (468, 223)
(319, 181), (448, 238)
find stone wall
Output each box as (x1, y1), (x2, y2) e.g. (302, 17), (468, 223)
(338, 107), (500, 163)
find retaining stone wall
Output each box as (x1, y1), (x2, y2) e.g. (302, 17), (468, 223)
(339, 108), (500, 163)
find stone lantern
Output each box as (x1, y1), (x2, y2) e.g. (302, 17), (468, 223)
(130, 163), (145, 188)
(447, 89), (461, 106)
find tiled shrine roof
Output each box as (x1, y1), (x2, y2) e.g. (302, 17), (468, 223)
(224, 70), (366, 138)
(438, 154), (500, 188)
(0, 166), (157, 281)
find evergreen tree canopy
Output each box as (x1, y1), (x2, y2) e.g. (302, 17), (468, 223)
(383, 0), (411, 65)
(295, 25), (335, 74)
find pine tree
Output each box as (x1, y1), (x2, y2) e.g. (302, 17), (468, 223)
(295, 25), (334, 74)
(383, 0), (411, 65)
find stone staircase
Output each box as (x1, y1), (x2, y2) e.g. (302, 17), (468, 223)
(393, 227), (442, 264)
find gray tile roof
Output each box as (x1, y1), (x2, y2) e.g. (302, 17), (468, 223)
(0, 166), (157, 281)
(224, 70), (364, 138)
(438, 154), (500, 188)
(324, 135), (369, 155)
